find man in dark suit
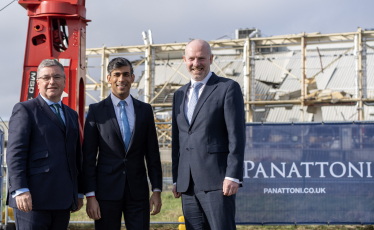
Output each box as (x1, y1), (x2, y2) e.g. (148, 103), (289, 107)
(82, 57), (163, 230)
(7, 59), (83, 229)
(172, 39), (246, 230)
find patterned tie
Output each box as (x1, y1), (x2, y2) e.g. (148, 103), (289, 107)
(187, 82), (203, 125)
(119, 101), (132, 151)
(50, 104), (65, 128)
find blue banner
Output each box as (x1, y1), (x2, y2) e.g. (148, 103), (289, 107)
(236, 122), (374, 224)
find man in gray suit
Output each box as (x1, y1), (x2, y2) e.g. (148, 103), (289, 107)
(172, 39), (245, 230)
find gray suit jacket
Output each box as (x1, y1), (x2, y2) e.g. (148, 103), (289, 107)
(172, 73), (246, 192)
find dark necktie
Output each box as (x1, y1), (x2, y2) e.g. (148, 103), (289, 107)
(50, 104), (65, 128)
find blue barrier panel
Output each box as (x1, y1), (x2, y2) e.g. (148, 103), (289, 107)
(236, 122), (374, 224)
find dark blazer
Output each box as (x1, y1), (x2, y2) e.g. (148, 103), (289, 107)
(82, 95), (162, 201)
(6, 95), (83, 210)
(172, 73), (246, 192)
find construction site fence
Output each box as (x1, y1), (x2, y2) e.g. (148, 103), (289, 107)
(3, 122), (374, 226)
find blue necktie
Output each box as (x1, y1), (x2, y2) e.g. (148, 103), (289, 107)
(119, 101), (132, 151)
(187, 82), (203, 124)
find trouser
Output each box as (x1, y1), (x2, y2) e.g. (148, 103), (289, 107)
(13, 208), (70, 230)
(95, 184), (150, 230)
(181, 177), (236, 230)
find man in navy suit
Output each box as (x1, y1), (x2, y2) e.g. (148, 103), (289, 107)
(7, 59), (83, 229)
(172, 39), (246, 230)
(82, 57), (162, 230)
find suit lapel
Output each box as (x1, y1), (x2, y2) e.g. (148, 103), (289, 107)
(36, 95), (65, 132)
(127, 96), (141, 153)
(104, 96), (126, 151)
(189, 73), (219, 128)
(181, 82), (191, 126)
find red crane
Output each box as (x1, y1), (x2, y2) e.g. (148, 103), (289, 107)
(18, 0), (90, 134)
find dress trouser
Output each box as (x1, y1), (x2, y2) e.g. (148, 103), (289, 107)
(13, 208), (70, 230)
(181, 176), (236, 230)
(95, 184), (149, 230)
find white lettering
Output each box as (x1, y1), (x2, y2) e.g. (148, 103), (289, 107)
(330, 162), (346, 178)
(300, 162), (314, 178)
(315, 162), (329, 177)
(287, 162), (302, 178)
(270, 162), (286, 178)
(367, 162), (372, 178)
(264, 188), (268, 193)
(243, 161), (255, 178)
(348, 162), (364, 178)
(254, 163), (269, 178)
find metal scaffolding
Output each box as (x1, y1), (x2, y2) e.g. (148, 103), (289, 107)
(85, 28), (374, 122)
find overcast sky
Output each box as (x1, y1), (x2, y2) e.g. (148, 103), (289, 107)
(0, 0), (373, 121)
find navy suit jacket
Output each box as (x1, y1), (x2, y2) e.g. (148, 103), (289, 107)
(172, 73), (246, 192)
(6, 95), (83, 210)
(82, 95), (162, 201)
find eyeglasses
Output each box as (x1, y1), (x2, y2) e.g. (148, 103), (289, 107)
(37, 75), (65, 82)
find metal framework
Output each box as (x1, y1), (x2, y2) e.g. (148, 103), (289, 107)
(85, 28), (374, 123)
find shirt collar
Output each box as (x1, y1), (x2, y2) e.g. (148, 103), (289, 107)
(39, 94), (62, 107)
(111, 93), (133, 107)
(190, 71), (212, 88)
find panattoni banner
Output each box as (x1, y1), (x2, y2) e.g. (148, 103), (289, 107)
(236, 122), (374, 225)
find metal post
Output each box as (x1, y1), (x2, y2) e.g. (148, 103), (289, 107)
(358, 28), (364, 120)
(100, 46), (107, 101)
(149, 30), (155, 101)
(243, 38), (253, 122)
(362, 35), (367, 99)
(143, 31), (152, 103)
(0, 127), (4, 226)
(5, 166), (8, 226)
(301, 33), (306, 122)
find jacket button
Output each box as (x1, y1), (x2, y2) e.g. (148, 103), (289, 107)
(188, 131), (192, 135)
(123, 171), (126, 174)
(186, 148), (189, 151)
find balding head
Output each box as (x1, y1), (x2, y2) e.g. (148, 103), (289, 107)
(183, 39), (213, 81)
(185, 39), (212, 56)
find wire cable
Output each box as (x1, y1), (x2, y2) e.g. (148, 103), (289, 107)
(0, 0), (17, 12)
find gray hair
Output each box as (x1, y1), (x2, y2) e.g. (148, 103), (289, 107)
(37, 59), (66, 78)
(185, 39), (212, 56)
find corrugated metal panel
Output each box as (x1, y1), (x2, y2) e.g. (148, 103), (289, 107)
(138, 55), (244, 90)
(252, 81), (273, 122)
(266, 105), (313, 122)
(321, 106), (357, 121)
(254, 51), (293, 83)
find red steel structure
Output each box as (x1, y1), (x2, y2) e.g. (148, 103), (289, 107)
(18, 0), (90, 133)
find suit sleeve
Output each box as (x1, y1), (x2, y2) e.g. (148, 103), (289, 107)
(75, 112), (84, 194)
(82, 105), (99, 193)
(145, 104), (163, 192)
(171, 92), (180, 184)
(223, 81), (246, 181)
(6, 103), (32, 194)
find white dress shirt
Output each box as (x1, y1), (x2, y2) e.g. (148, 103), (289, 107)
(14, 94), (84, 199)
(111, 92), (135, 136)
(178, 72), (240, 185)
(85, 93), (160, 197)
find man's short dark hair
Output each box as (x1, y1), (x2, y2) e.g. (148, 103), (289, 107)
(107, 57), (133, 76)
